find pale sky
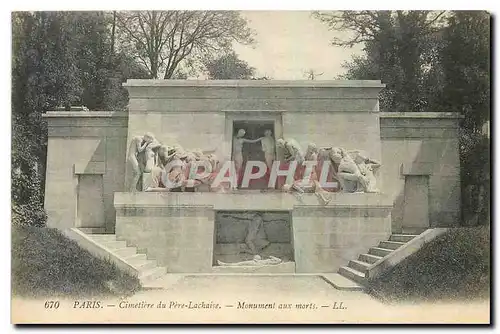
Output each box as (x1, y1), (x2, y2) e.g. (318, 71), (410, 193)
(233, 11), (365, 80)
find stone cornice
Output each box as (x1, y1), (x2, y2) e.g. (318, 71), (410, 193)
(379, 112), (463, 119)
(123, 79), (386, 88)
(43, 111), (128, 118)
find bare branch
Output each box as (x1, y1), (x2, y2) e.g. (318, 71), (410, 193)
(116, 10), (255, 79)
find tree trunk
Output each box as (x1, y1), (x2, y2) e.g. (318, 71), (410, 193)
(110, 11), (116, 62)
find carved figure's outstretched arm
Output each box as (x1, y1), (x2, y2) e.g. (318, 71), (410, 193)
(242, 137), (263, 144)
(367, 158), (381, 168)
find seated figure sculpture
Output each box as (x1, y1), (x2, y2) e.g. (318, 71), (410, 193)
(329, 148), (381, 193)
(129, 134), (381, 194)
(282, 143), (332, 205)
(352, 151), (381, 193)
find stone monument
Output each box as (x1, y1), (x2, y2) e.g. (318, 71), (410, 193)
(42, 80), (462, 274)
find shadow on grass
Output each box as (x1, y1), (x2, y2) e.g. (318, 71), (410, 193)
(12, 225), (141, 298)
(366, 226), (490, 304)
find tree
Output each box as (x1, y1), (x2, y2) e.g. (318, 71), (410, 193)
(315, 10), (491, 225)
(313, 11), (447, 112)
(439, 11), (490, 137)
(438, 11), (491, 225)
(115, 11), (255, 79)
(12, 12), (82, 226)
(204, 51), (255, 79)
(11, 11), (149, 226)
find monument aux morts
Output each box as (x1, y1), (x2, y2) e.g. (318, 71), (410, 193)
(43, 80), (462, 284)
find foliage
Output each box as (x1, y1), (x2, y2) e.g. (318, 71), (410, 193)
(204, 51), (255, 79)
(11, 12), (149, 227)
(115, 11), (255, 79)
(439, 12), (491, 225)
(439, 11), (490, 135)
(313, 10), (447, 112)
(12, 226), (141, 297)
(11, 11), (258, 227)
(314, 11), (491, 224)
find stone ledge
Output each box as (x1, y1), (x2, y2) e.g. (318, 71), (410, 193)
(44, 111), (128, 118)
(114, 192), (394, 212)
(74, 162), (106, 175)
(293, 207), (393, 217)
(400, 163), (433, 176)
(379, 112), (463, 119)
(123, 79), (385, 88)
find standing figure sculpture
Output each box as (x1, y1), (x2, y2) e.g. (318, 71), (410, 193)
(245, 213), (270, 255)
(260, 129), (276, 170)
(127, 133), (156, 192)
(233, 129), (262, 185)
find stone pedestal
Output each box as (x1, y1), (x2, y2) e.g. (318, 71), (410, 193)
(114, 192), (393, 273)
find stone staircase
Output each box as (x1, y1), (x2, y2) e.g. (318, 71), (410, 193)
(86, 234), (167, 285)
(338, 233), (418, 284)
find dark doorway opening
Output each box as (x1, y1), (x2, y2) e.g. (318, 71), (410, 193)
(232, 121), (275, 190)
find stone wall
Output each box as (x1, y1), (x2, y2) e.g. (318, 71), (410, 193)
(379, 113), (462, 231)
(42, 82), (463, 260)
(43, 112), (128, 231)
(292, 194), (393, 273)
(115, 206), (215, 273)
(123, 80), (385, 164)
(114, 192), (392, 273)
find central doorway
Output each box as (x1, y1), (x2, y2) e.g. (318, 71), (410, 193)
(232, 120), (275, 190)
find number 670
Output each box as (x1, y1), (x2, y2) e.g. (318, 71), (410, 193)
(44, 301), (60, 309)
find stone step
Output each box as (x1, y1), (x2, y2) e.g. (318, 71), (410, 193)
(320, 274), (364, 291)
(359, 253), (383, 264)
(368, 247), (393, 257)
(402, 227), (427, 235)
(113, 247), (138, 258)
(338, 266), (366, 284)
(100, 240), (128, 250)
(139, 267), (167, 284)
(124, 253), (148, 263)
(88, 234), (117, 242)
(379, 241), (406, 250)
(79, 227), (107, 234)
(129, 258), (158, 272)
(348, 259), (371, 273)
(390, 234), (418, 243)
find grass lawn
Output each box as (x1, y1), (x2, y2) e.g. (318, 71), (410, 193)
(12, 225), (141, 298)
(366, 226), (490, 303)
